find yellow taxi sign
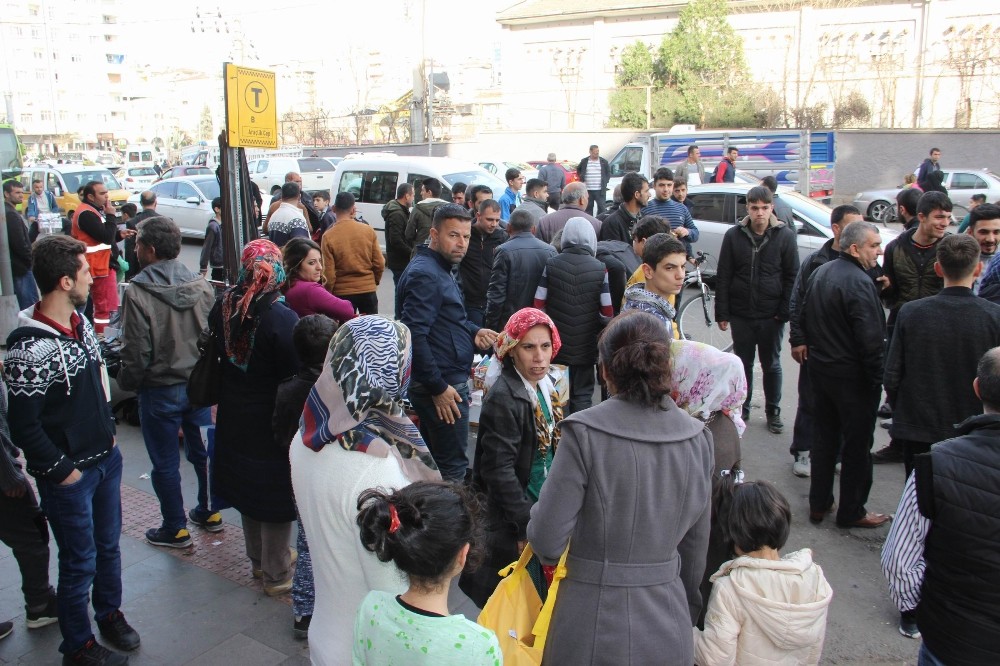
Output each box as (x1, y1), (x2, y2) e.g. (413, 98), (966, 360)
(224, 63), (278, 149)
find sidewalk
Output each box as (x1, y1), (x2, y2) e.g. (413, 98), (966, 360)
(0, 420), (479, 665)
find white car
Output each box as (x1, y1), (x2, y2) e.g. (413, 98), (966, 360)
(684, 183), (898, 265)
(115, 166), (158, 193)
(129, 175), (220, 238)
(477, 159), (538, 194)
(851, 169), (1000, 223)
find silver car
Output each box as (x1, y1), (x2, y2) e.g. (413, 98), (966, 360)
(684, 183), (897, 265)
(129, 175), (219, 238)
(852, 168), (1000, 223)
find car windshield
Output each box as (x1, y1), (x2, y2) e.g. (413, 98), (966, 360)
(128, 167), (157, 176)
(443, 170), (507, 194)
(782, 191), (833, 227)
(192, 178), (220, 200)
(297, 158), (335, 172)
(61, 170), (122, 192)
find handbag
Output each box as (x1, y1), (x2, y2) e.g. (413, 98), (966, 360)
(187, 327), (222, 407)
(477, 544), (569, 666)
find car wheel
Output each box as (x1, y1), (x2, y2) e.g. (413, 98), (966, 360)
(868, 200), (891, 223)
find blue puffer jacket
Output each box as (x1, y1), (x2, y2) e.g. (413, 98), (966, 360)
(397, 245), (480, 394)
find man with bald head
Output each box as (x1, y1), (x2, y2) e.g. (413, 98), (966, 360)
(536, 182), (601, 243)
(265, 171), (319, 231)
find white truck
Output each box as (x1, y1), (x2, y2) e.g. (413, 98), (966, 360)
(607, 127), (836, 201)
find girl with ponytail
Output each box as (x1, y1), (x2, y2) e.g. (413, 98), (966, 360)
(353, 482), (500, 665)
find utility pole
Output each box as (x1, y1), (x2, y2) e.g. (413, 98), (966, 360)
(427, 62), (434, 157)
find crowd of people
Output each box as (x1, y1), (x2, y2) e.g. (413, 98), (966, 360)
(1, 144), (999, 666)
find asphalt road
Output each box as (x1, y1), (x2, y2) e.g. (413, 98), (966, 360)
(176, 237), (921, 665)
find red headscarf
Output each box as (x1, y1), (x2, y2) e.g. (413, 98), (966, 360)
(220, 239), (287, 370)
(494, 307), (562, 360)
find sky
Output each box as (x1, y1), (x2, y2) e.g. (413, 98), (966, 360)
(119, 0), (508, 75)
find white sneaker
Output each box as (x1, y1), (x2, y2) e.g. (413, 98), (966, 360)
(835, 462), (842, 475)
(793, 452), (811, 477)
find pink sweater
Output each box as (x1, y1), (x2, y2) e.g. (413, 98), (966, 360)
(284, 279), (356, 323)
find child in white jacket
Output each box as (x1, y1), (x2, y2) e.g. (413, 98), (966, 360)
(694, 479), (833, 666)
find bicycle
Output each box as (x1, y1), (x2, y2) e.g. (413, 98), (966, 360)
(676, 252), (734, 352)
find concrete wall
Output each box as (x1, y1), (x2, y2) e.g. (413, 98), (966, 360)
(834, 130), (1000, 202)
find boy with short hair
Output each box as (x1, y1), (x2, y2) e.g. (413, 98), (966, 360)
(622, 233), (688, 332)
(200, 197), (225, 281)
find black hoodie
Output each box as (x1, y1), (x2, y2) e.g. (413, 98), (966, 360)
(4, 308), (115, 483)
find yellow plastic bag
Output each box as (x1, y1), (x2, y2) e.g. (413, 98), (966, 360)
(477, 544), (569, 666)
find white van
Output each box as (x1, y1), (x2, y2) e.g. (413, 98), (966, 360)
(332, 156), (506, 239)
(248, 155), (337, 196)
(125, 143), (158, 167)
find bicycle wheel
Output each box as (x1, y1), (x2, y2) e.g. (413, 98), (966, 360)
(677, 285), (734, 352)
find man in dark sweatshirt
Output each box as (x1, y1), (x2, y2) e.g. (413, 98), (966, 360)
(3, 180), (38, 309)
(4, 235), (139, 665)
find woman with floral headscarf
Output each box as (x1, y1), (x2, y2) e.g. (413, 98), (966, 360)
(210, 239), (300, 595)
(458, 307), (563, 608)
(290, 315), (440, 666)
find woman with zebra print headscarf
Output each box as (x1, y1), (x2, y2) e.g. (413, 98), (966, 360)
(290, 315), (440, 666)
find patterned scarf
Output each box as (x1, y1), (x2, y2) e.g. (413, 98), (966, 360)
(221, 239), (286, 371)
(300, 316), (440, 483)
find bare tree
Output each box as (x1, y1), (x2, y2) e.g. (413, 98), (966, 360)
(938, 23), (1000, 128)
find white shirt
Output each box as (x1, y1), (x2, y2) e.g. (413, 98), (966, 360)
(33, 193), (50, 214)
(880, 473), (928, 613)
(585, 158), (602, 191)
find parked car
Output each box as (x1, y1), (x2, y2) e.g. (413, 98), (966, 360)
(116, 166), (158, 193)
(527, 160), (580, 185)
(685, 183), (897, 265)
(324, 157), (343, 168)
(852, 169), (1000, 223)
(477, 159), (537, 193)
(18, 164), (131, 217)
(129, 175), (220, 238)
(333, 155), (506, 241)
(157, 165), (213, 181)
(248, 156), (336, 195)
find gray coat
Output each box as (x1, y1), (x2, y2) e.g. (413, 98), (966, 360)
(527, 395), (713, 665)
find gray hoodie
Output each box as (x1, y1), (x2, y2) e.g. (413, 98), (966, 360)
(117, 259), (216, 391)
(561, 216), (598, 256)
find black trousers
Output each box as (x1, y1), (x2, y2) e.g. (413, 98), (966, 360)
(809, 368), (881, 525)
(0, 482), (54, 610)
(341, 291), (378, 316)
(546, 191), (561, 211)
(729, 316), (784, 414)
(791, 361), (814, 454)
(567, 364), (596, 415)
(586, 189), (607, 217)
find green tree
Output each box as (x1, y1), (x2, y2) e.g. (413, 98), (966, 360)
(199, 105), (214, 141)
(608, 0), (756, 128)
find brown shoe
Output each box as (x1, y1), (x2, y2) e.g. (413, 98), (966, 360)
(837, 512), (891, 528)
(809, 504), (835, 524)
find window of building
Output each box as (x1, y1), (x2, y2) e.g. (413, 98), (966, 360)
(35, 70), (45, 80)
(28, 4), (39, 15)
(20, 113), (32, 124)
(71, 54), (82, 63)
(59, 111), (67, 121)
(41, 111), (52, 121)
(31, 27), (40, 39)
(34, 49), (43, 59)
(14, 70), (26, 80)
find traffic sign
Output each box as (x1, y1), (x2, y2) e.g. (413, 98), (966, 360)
(224, 63), (278, 149)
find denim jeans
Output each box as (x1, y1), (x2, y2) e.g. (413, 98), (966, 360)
(138, 383), (215, 531)
(13, 271), (39, 310)
(729, 315), (785, 414)
(36, 447), (123, 654)
(407, 381), (471, 482)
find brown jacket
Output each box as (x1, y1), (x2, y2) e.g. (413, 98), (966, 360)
(320, 219), (385, 295)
